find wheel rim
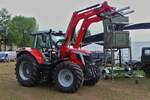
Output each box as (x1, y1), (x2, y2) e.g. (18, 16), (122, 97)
(58, 69), (74, 87)
(19, 61), (31, 80)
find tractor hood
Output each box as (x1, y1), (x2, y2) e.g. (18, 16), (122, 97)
(68, 48), (94, 55)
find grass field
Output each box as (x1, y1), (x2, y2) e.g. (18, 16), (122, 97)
(0, 62), (150, 100)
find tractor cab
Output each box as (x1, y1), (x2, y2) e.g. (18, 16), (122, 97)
(32, 30), (65, 62)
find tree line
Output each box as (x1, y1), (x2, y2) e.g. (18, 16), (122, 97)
(0, 8), (38, 51)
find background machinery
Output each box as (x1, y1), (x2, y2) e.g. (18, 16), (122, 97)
(141, 47), (150, 78)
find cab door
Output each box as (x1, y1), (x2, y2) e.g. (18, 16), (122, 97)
(33, 33), (52, 62)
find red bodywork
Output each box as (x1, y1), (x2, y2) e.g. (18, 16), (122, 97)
(60, 1), (114, 66)
(17, 48), (44, 64)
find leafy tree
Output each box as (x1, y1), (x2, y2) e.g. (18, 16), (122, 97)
(8, 16), (38, 47)
(7, 21), (21, 49)
(0, 9), (38, 50)
(0, 8), (11, 51)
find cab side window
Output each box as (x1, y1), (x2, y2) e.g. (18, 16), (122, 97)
(145, 50), (150, 55)
(36, 34), (50, 52)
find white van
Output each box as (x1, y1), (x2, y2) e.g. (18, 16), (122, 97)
(0, 51), (16, 62)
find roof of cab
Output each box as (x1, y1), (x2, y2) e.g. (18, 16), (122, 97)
(32, 30), (65, 36)
(32, 30), (49, 35)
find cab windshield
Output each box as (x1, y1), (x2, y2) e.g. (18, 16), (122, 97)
(51, 34), (64, 46)
(51, 35), (64, 43)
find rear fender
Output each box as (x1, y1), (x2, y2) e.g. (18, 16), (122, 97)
(17, 48), (44, 64)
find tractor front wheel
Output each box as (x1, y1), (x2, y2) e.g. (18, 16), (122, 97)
(52, 61), (84, 93)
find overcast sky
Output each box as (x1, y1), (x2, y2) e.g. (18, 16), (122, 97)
(0, 0), (150, 42)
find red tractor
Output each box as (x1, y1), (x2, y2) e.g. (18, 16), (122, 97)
(16, 1), (116, 93)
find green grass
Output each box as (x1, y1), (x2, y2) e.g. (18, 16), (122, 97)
(0, 63), (150, 100)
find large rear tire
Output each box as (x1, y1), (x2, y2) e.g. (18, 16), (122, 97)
(52, 61), (84, 93)
(84, 65), (101, 86)
(15, 54), (40, 87)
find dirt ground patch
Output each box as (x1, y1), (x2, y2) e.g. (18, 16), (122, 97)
(0, 62), (150, 100)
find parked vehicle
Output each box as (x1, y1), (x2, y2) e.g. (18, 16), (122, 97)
(0, 51), (16, 62)
(141, 47), (150, 78)
(0, 53), (8, 62)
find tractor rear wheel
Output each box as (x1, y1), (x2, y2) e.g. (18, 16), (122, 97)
(84, 65), (101, 86)
(15, 54), (40, 87)
(52, 61), (84, 93)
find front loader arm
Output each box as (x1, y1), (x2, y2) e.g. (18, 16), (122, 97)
(60, 1), (114, 57)
(74, 15), (102, 48)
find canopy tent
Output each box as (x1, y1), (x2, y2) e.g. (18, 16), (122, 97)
(123, 23), (150, 30)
